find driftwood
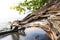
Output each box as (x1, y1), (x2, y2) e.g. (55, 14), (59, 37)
(20, 0), (60, 40)
(9, 0), (60, 40)
(0, 27), (25, 36)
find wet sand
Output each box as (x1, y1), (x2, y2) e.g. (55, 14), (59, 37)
(0, 28), (51, 40)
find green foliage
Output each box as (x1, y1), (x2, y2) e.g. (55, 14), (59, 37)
(10, 0), (48, 13)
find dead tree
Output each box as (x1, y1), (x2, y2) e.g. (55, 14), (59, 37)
(10, 0), (60, 40)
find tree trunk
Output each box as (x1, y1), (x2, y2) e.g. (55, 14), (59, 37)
(10, 0), (60, 40)
(19, 0), (60, 25)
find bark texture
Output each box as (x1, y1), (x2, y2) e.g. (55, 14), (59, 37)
(10, 0), (60, 40)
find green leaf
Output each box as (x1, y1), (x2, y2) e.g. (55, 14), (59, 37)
(10, 0), (49, 14)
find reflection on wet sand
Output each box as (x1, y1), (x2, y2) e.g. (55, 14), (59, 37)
(0, 27), (51, 40)
(11, 32), (19, 40)
(0, 31), (21, 40)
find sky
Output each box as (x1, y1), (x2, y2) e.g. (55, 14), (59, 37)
(0, 0), (30, 23)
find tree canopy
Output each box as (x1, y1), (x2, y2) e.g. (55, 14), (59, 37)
(10, 0), (48, 13)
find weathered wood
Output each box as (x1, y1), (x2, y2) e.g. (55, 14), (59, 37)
(9, 0), (60, 40)
(0, 27), (25, 36)
(0, 30), (18, 35)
